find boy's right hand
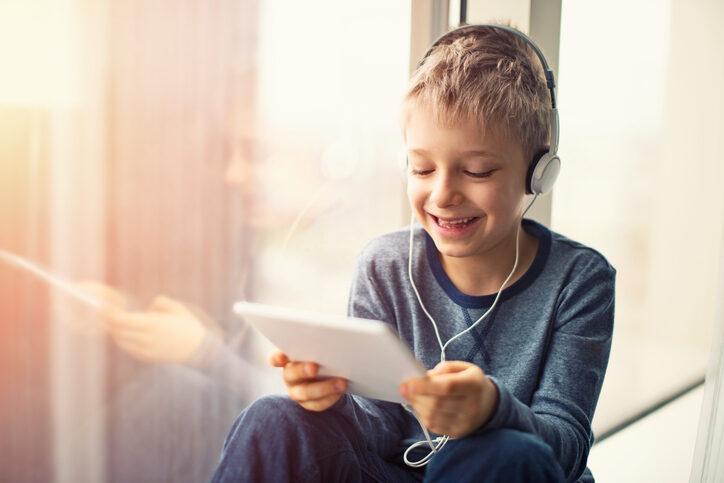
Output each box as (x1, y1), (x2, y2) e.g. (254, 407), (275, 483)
(269, 350), (347, 412)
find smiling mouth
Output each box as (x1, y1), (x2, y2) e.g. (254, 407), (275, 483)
(431, 215), (480, 229)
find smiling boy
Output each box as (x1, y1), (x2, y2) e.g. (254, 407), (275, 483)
(212, 25), (614, 483)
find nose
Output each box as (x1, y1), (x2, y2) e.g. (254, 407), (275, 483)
(429, 171), (463, 208)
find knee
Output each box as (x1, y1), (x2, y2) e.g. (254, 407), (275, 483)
(219, 395), (358, 466)
(484, 429), (555, 463)
(221, 396), (284, 447)
(232, 395), (301, 434)
(426, 429), (564, 482)
(245, 394), (299, 418)
(226, 394), (347, 446)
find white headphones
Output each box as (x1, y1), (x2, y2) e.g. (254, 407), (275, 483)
(418, 24), (561, 195)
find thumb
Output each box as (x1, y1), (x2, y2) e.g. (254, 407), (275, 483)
(428, 360), (472, 376)
(148, 295), (188, 314)
(269, 350), (289, 367)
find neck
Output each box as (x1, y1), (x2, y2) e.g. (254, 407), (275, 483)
(439, 222), (539, 297)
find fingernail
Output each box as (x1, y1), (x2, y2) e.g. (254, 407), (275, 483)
(305, 363), (315, 377)
(335, 380), (345, 392)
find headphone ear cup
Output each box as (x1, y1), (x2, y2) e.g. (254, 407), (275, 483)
(527, 152), (561, 195)
(526, 152), (544, 194)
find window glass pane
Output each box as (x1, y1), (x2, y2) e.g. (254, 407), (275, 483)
(0, 1), (411, 481)
(249, 1), (411, 312)
(555, 0), (723, 433)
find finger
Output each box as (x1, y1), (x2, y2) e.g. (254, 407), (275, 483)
(104, 320), (150, 341)
(299, 393), (343, 412)
(400, 375), (427, 400)
(288, 378), (346, 402)
(148, 295), (188, 314)
(116, 341), (157, 363)
(432, 408), (475, 438)
(114, 334), (143, 352)
(105, 311), (149, 331)
(428, 360), (474, 375)
(283, 361), (318, 384)
(109, 329), (150, 348)
(412, 405), (447, 435)
(269, 350), (289, 367)
(407, 394), (463, 419)
(107, 326), (151, 344)
(413, 404), (467, 437)
(112, 334), (151, 358)
(405, 370), (478, 397)
(100, 306), (126, 322)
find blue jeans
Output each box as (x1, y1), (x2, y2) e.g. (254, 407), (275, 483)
(211, 395), (565, 483)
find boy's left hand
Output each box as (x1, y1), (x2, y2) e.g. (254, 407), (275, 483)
(399, 361), (499, 438)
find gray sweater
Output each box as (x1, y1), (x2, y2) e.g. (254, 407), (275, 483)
(345, 219), (615, 483)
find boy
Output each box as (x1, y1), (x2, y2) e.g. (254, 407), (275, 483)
(212, 25), (614, 483)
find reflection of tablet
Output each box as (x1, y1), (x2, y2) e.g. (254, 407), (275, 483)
(233, 301), (425, 404)
(0, 249), (107, 310)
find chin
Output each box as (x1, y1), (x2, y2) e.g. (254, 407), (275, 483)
(429, 236), (476, 258)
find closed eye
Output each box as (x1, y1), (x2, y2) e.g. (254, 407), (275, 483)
(410, 169), (433, 176)
(465, 169), (496, 178)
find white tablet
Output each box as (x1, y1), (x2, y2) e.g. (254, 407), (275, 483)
(233, 301), (426, 404)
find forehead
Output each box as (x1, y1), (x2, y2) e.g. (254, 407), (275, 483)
(404, 102), (523, 161)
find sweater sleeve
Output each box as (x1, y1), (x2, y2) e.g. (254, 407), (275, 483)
(482, 256), (615, 483)
(346, 246), (397, 329)
(187, 330), (256, 402)
(343, 249), (414, 448)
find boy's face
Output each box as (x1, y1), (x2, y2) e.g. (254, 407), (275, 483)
(405, 104), (529, 261)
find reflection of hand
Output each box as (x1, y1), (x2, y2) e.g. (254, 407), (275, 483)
(76, 281), (129, 309)
(399, 361), (499, 438)
(269, 350), (347, 412)
(106, 295), (209, 364)
(65, 281), (130, 336)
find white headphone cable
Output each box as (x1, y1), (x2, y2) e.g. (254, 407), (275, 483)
(402, 194), (538, 467)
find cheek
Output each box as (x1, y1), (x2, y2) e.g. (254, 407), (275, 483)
(406, 180), (426, 210)
(463, 185), (499, 211)
(467, 181), (522, 215)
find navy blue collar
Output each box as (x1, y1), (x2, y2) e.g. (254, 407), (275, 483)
(425, 218), (551, 309)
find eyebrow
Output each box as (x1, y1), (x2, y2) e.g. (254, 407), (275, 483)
(408, 148), (500, 159)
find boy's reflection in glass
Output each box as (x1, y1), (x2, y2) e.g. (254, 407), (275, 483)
(71, 146), (286, 483)
(74, 290), (259, 483)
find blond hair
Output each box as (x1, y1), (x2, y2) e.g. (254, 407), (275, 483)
(403, 25), (551, 161)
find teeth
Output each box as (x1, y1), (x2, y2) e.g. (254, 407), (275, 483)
(438, 217), (474, 226)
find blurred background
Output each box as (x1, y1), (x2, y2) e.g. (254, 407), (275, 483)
(1, 0), (723, 482)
